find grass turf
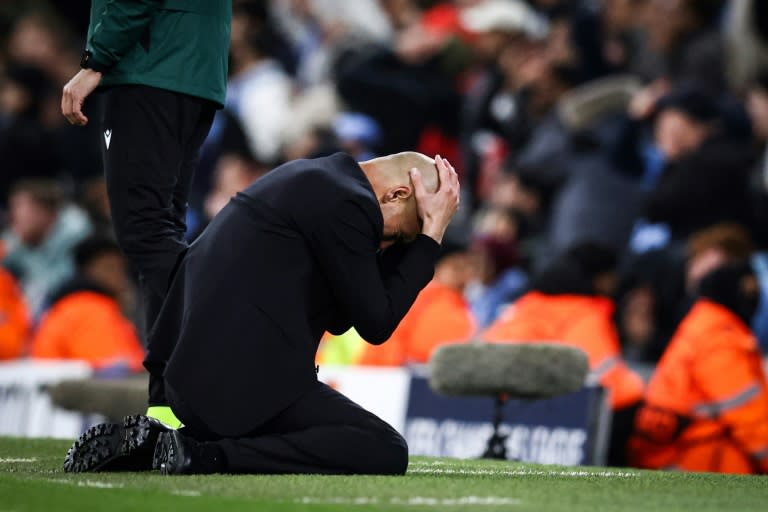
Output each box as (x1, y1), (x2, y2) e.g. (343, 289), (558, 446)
(1, 437), (767, 511)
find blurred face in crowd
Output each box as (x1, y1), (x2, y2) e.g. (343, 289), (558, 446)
(642, 0), (697, 53)
(7, 15), (60, 70)
(84, 250), (131, 300)
(434, 251), (475, 292)
(498, 38), (547, 90)
(9, 191), (58, 247)
(747, 86), (768, 142)
(544, 20), (576, 67)
(489, 174), (540, 215)
(0, 77), (32, 116)
(204, 155), (263, 219)
(654, 109), (712, 160)
(603, 0), (645, 34)
(474, 207), (519, 241)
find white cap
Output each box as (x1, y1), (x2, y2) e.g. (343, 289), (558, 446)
(460, 0), (549, 40)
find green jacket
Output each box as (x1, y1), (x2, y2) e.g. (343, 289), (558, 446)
(87, 0), (231, 107)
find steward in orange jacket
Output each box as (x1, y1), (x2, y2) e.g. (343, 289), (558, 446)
(30, 236), (145, 372)
(360, 242), (476, 366)
(483, 291), (645, 410)
(0, 266), (30, 359)
(481, 242), (644, 466)
(482, 244), (644, 411)
(359, 280), (475, 365)
(629, 263), (768, 474)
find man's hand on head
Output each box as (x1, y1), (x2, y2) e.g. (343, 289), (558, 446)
(61, 69), (102, 126)
(410, 155), (460, 244)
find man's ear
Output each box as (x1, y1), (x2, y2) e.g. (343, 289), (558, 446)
(382, 185), (412, 203)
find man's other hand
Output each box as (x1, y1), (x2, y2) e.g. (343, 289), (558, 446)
(411, 155), (460, 244)
(62, 69), (102, 126)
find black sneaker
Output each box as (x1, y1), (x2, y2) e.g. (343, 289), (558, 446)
(63, 415), (172, 473)
(153, 430), (224, 475)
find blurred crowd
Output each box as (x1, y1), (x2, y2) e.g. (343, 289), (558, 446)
(1, 0), (768, 472)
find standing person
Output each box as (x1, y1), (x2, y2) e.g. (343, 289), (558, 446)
(60, 1), (232, 427)
(65, 152), (460, 475)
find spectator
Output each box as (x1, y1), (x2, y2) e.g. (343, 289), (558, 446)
(228, 1), (293, 165)
(628, 263), (768, 474)
(189, 153), (268, 240)
(632, 0), (726, 89)
(0, 265), (30, 360)
(466, 205), (528, 327)
(2, 179), (91, 315)
(481, 242), (644, 465)
(458, 0), (549, 204)
(358, 240), (476, 366)
(618, 223), (755, 364)
(336, 0), (465, 157)
(643, 86), (756, 241)
(30, 236), (143, 372)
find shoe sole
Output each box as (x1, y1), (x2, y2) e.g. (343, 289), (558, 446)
(64, 415), (168, 473)
(153, 431), (175, 475)
(63, 422), (121, 473)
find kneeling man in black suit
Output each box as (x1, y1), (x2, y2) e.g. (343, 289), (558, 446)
(65, 151), (459, 475)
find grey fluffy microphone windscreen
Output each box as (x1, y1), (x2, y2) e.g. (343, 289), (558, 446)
(429, 342), (589, 399)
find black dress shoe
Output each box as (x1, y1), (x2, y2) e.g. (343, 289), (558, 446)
(153, 430), (224, 475)
(63, 415), (172, 472)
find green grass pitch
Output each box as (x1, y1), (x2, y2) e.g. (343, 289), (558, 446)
(1, 437), (767, 511)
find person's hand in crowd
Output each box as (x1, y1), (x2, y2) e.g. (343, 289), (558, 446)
(628, 78), (670, 120)
(396, 25), (447, 64)
(411, 155), (460, 244)
(61, 69), (102, 126)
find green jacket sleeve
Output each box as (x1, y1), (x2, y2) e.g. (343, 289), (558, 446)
(88, 0), (163, 69)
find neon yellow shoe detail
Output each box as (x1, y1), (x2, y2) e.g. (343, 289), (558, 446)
(145, 406), (182, 429)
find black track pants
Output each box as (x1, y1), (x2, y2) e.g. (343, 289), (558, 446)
(100, 85), (215, 404)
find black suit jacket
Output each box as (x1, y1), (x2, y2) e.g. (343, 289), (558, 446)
(146, 153), (439, 436)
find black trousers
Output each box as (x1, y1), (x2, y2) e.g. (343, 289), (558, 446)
(167, 381), (409, 475)
(99, 85), (215, 404)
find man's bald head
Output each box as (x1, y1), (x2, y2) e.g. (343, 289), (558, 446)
(358, 151), (442, 248)
(360, 151), (439, 194)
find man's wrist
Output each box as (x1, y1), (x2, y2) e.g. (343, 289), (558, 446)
(421, 224), (446, 244)
(80, 49), (110, 74)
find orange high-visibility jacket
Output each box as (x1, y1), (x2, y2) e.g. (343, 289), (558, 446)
(30, 291), (145, 371)
(482, 291), (644, 410)
(0, 268), (30, 359)
(628, 299), (768, 474)
(359, 281), (476, 366)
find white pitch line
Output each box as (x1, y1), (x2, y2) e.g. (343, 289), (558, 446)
(297, 496), (520, 506)
(46, 478), (124, 489)
(0, 458), (37, 463)
(172, 490), (202, 497)
(408, 467), (638, 478)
